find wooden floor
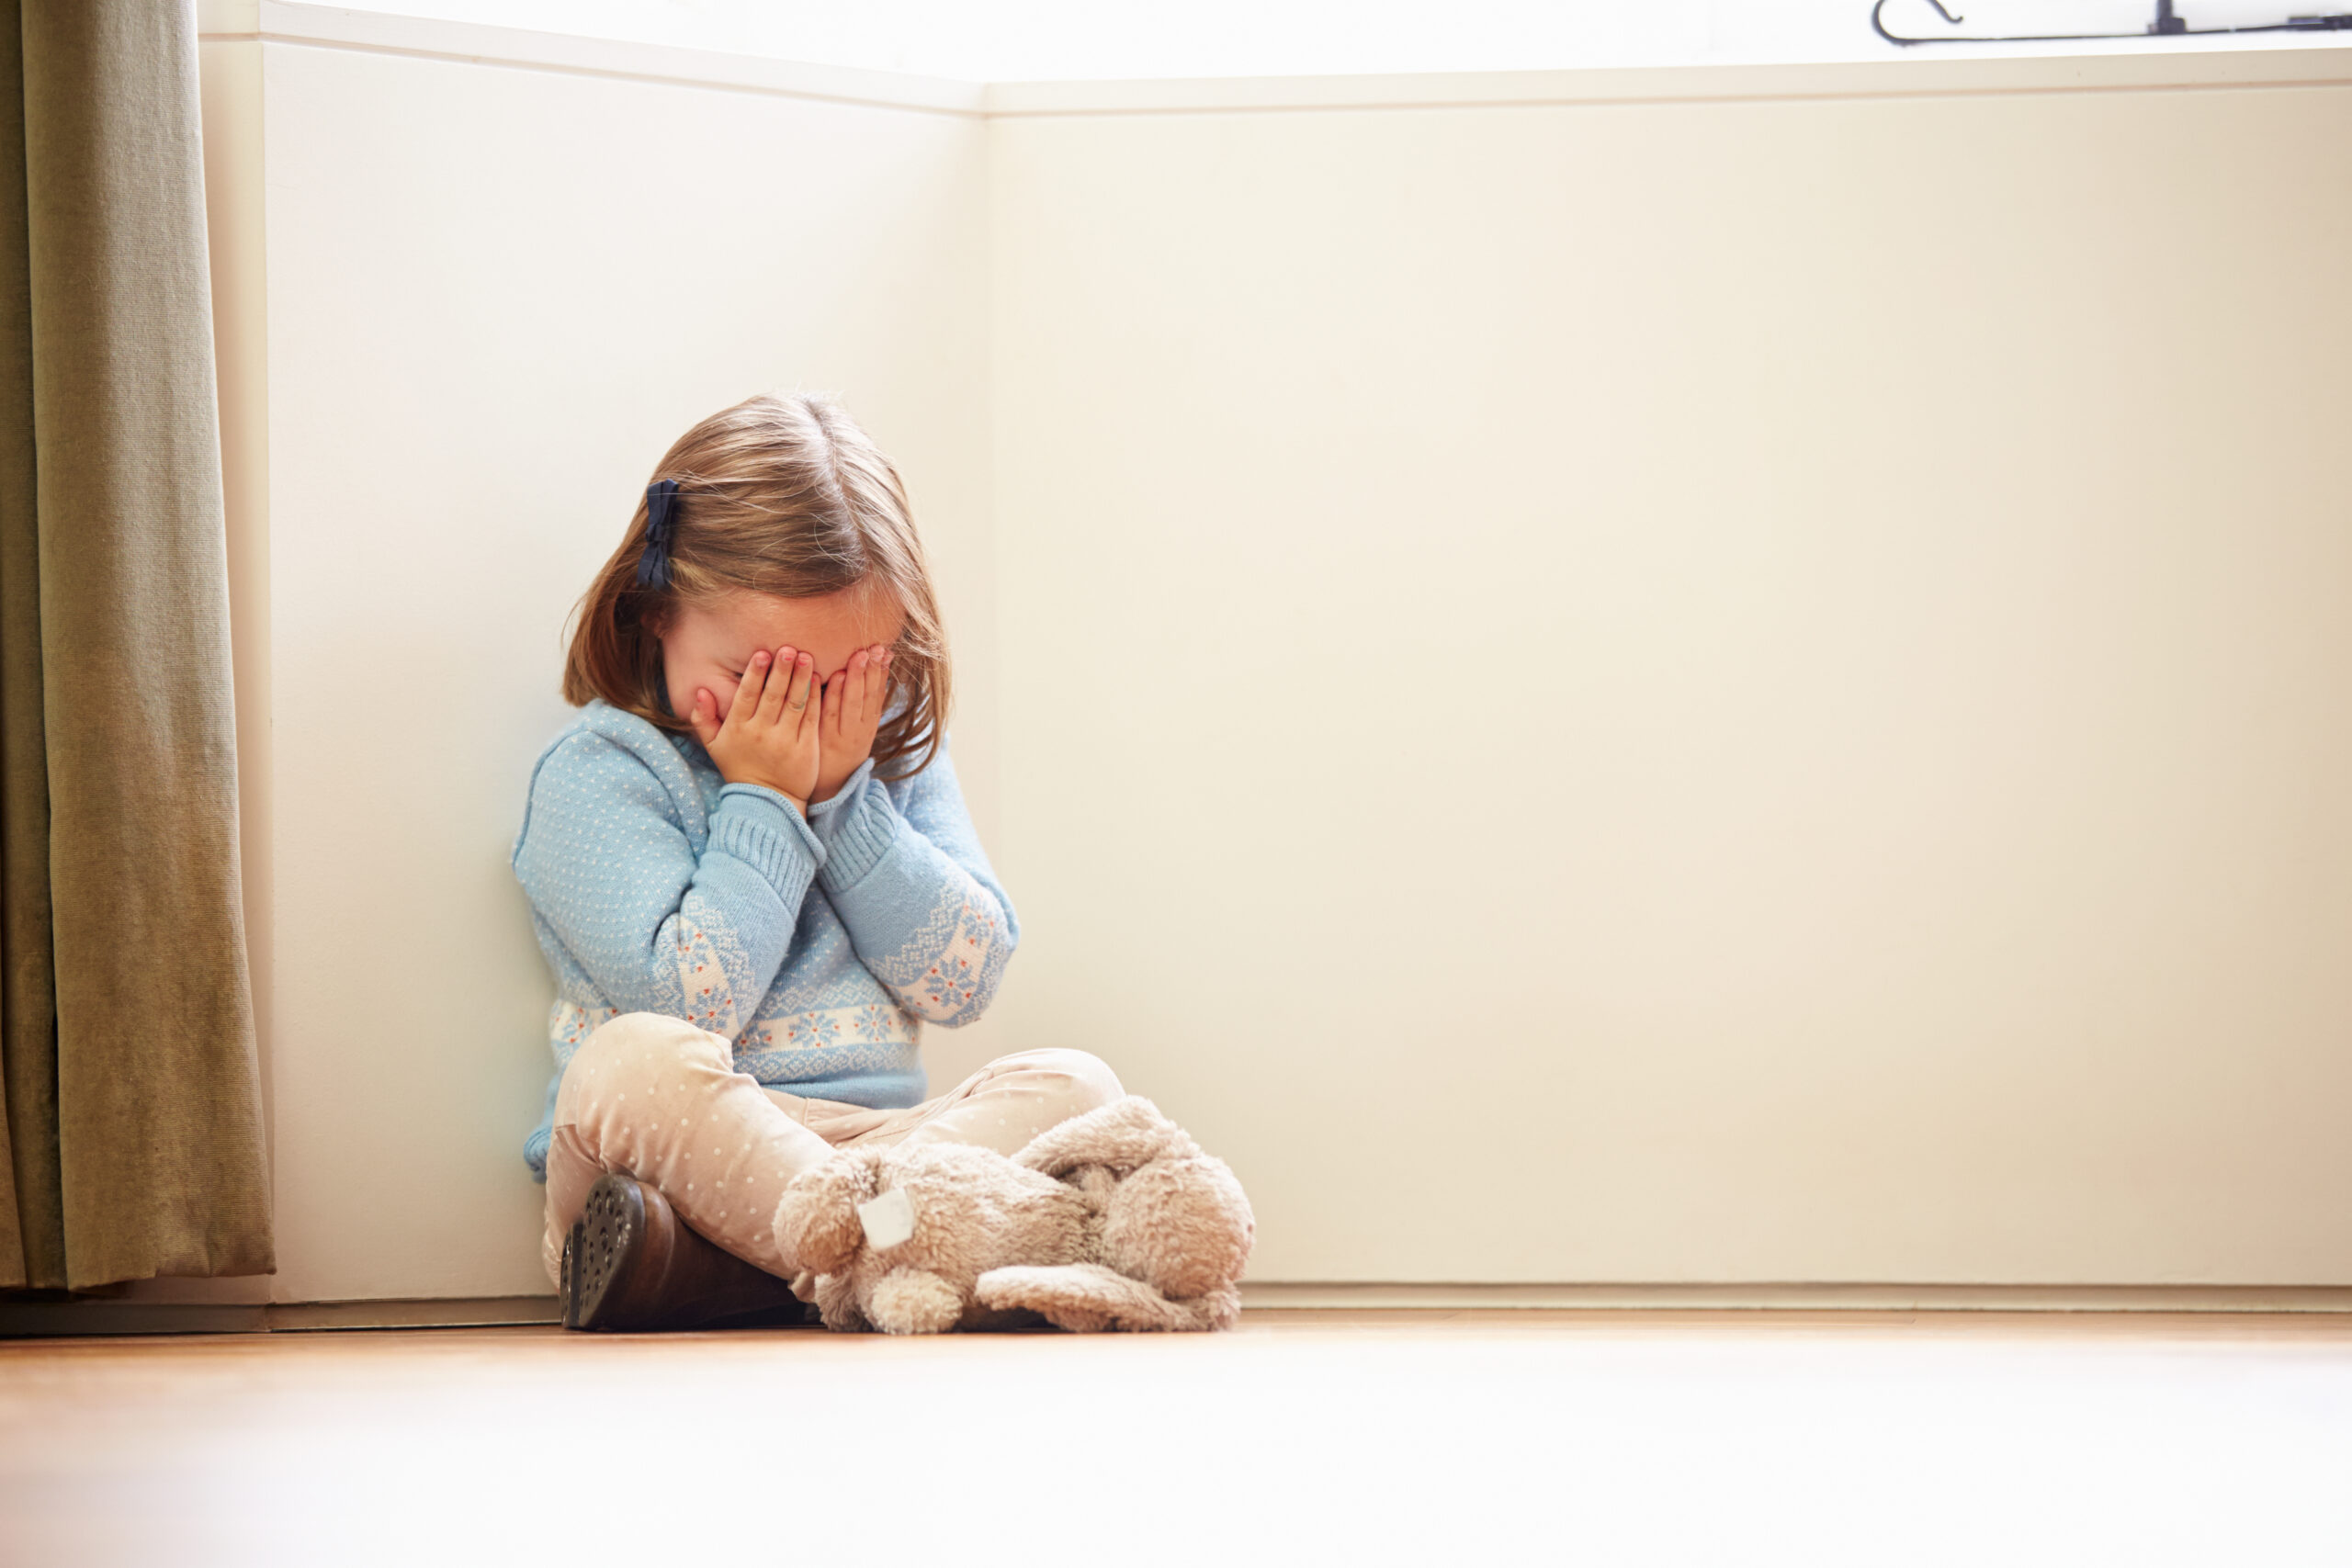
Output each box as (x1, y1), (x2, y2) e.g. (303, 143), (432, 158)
(6, 1309), (2350, 1566)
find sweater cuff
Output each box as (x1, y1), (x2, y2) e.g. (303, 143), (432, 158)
(807, 758), (876, 826)
(711, 783), (826, 886)
(814, 775), (902, 893)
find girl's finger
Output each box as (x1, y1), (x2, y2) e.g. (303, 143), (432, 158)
(690, 689), (720, 746)
(842, 650), (870, 730)
(784, 650), (816, 727)
(820, 671), (846, 740)
(863, 648), (888, 719)
(759, 648), (797, 722)
(730, 651), (770, 727)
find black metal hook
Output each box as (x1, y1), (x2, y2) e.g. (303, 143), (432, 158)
(1872, 0), (2350, 45)
(1872, 0), (1964, 45)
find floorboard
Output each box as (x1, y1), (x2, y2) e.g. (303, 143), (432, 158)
(5, 1309), (2348, 1565)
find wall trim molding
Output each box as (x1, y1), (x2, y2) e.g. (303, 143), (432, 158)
(8, 1284), (2350, 1337)
(196, 0), (2351, 119)
(1238, 1281), (2352, 1313)
(266, 1295), (565, 1330)
(986, 47), (2352, 118)
(196, 1), (988, 117)
(0, 1295), (562, 1337)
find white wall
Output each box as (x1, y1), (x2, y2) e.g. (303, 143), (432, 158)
(986, 63), (2352, 1285)
(201, 16), (994, 1301)
(203, 6), (2352, 1300)
(317, 0), (2352, 80)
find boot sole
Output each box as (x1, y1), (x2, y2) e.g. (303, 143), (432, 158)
(560, 1221), (583, 1329)
(570, 1173), (655, 1332)
(563, 1170), (817, 1333)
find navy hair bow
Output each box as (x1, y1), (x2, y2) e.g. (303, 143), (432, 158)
(636, 479), (680, 591)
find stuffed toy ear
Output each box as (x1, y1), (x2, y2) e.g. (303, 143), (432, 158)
(771, 1150), (881, 1277)
(974, 1262), (1237, 1333)
(1012, 1096), (1193, 1179)
(1102, 1153), (1256, 1303)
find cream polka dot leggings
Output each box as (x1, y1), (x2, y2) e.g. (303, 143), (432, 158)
(540, 1010), (1124, 1287)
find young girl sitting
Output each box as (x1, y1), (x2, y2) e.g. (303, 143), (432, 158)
(513, 391), (1121, 1330)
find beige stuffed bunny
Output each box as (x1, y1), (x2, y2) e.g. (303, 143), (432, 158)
(770, 1096), (1254, 1335)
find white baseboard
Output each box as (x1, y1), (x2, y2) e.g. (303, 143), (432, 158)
(266, 1296), (562, 1331)
(0, 1295), (559, 1337)
(12, 1282), (2351, 1337)
(0, 1300), (272, 1337)
(1236, 1280), (2352, 1313)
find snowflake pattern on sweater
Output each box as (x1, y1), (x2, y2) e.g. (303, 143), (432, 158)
(510, 700), (1017, 1180)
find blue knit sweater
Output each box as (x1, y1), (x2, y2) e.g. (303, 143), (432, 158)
(509, 699), (1016, 1180)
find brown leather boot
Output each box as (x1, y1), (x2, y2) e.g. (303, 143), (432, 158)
(561, 1171), (812, 1332)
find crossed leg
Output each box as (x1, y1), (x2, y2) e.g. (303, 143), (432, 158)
(540, 1010), (1123, 1287)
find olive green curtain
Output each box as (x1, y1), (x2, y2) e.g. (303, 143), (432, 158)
(0, 0), (271, 1291)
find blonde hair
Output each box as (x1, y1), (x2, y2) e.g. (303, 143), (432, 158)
(561, 392), (949, 781)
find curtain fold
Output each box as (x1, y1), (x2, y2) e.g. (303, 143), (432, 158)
(0, 0), (56, 1290)
(0, 0), (272, 1291)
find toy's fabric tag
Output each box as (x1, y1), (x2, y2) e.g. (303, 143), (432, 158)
(856, 1187), (915, 1250)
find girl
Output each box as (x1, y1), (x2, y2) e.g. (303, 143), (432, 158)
(513, 391), (1121, 1330)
